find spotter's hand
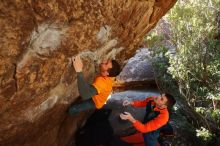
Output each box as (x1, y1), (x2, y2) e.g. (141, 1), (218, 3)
(122, 100), (132, 106)
(120, 112), (136, 123)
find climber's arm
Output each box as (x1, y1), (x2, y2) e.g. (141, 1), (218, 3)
(76, 72), (98, 100)
(72, 55), (98, 100)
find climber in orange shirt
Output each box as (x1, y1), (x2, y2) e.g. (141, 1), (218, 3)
(120, 93), (176, 146)
(68, 55), (121, 115)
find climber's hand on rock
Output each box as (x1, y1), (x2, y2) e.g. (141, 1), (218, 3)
(72, 55), (83, 73)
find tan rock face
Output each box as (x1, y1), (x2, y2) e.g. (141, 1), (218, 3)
(0, 0), (176, 146)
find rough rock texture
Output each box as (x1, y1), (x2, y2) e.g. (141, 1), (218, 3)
(0, 0), (177, 146)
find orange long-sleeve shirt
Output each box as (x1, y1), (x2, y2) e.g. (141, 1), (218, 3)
(92, 76), (114, 109)
(131, 96), (169, 133)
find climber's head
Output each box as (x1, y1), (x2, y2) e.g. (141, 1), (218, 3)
(100, 60), (121, 77)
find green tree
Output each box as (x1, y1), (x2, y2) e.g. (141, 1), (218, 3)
(166, 0), (220, 107)
(144, 0), (220, 143)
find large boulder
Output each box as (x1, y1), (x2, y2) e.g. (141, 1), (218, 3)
(117, 48), (155, 83)
(0, 0), (177, 146)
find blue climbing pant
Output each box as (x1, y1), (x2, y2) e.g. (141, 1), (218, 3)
(143, 129), (160, 146)
(68, 99), (96, 115)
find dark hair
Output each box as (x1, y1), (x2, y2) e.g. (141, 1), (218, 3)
(108, 60), (121, 77)
(165, 93), (176, 109)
